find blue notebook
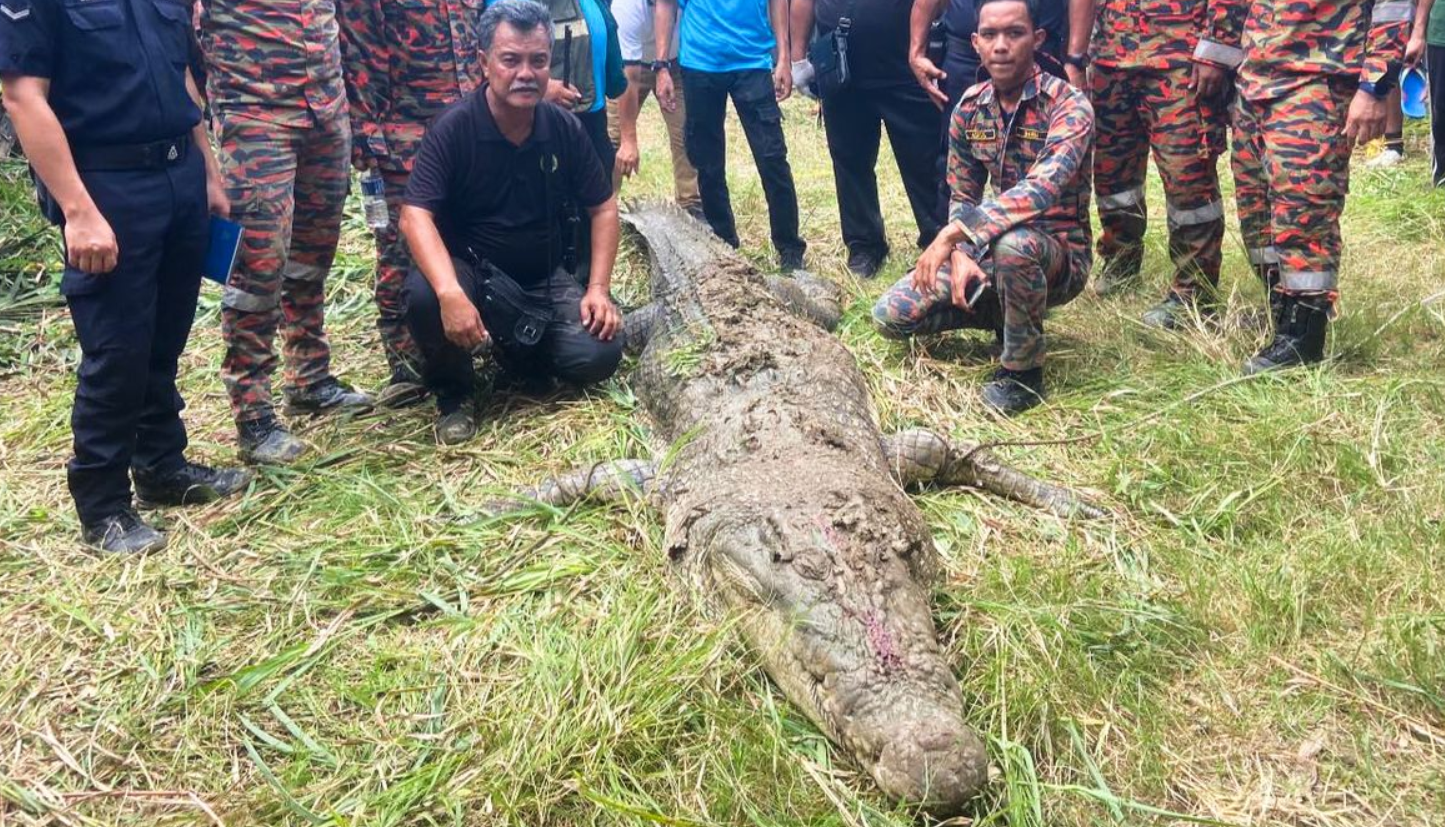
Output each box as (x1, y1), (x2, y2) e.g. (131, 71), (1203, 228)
(203, 216), (244, 285)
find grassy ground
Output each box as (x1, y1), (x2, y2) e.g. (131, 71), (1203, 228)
(2, 98), (1444, 827)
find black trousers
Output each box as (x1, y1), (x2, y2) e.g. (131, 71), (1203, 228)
(563, 108), (615, 286)
(935, 51), (983, 222)
(1429, 45), (1445, 186)
(59, 147), (208, 524)
(680, 67), (806, 260)
(403, 257), (623, 411)
(822, 82), (945, 256)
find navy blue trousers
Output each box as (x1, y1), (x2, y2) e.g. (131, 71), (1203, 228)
(59, 146), (207, 523)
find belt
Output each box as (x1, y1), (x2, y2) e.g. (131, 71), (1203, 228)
(72, 134), (191, 172)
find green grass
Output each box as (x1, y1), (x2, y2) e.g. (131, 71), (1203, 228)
(2, 102), (1444, 826)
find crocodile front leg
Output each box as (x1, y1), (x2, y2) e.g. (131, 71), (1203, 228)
(481, 459), (658, 515)
(881, 428), (1106, 519)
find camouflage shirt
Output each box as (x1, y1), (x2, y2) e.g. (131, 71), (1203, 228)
(1092, 0), (1247, 72)
(339, 0), (483, 160)
(200, 0), (347, 126)
(947, 69), (1095, 254)
(1210, 0), (1412, 100)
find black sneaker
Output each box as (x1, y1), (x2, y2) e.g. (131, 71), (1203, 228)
(135, 461), (253, 507)
(779, 247), (806, 272)
(238, 416), (306, 465)
(1243, 294), (1330, 376)
(846, 248), (884, 279)
(374, 367), (428, 409)
(82, 507), (167, 555)
(981, 366), (1045, 415)
(284, 376), (374, 416)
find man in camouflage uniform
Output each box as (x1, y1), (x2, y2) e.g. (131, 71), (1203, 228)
(339, 0), (483, 408)
(874, 0), (1094, 415)
(1214, 0), (1409, 373)
(1083, 0), (1238, 330)
(201, 0), (372, 464)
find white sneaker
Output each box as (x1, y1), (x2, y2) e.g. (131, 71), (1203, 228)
(1366, 148), (1404, 168)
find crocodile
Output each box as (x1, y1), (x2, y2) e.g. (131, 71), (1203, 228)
(489, 204), (1105, 815)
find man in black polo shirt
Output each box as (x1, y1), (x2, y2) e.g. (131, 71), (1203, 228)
(400, 0), (623, 445)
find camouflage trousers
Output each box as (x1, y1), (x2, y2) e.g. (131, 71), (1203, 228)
(372, 122), (426, 379)
(1231, 77), (1353, 297)
(219, 112), (350, 424)
(872, 227), (1089, 371)
(1091, 63), (1227, 297)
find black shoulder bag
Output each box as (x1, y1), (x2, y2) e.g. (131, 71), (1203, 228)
(807, 0), (857, 100)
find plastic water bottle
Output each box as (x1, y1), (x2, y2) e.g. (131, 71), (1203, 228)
(360, 168), (389, 231)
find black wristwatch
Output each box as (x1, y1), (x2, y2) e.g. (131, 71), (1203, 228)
(1063, 53), (1089, 70)
(649, 59), (671, 73)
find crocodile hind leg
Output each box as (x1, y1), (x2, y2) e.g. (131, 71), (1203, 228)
(881, 428), (1106, 519)
(480, 459), (658, 515)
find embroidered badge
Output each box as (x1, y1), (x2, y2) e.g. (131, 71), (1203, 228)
(1017, 127), (1046, 141)
(1, 2), (32, 21)
(964, 128), (997, 142)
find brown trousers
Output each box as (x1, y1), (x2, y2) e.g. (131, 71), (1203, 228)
(607, 65), (700, 209)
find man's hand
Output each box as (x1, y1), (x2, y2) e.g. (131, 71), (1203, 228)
(1343, 89), (1389, 147)
(440, 291), (488, 350)
(206, 172), (231, 219)
(616, 138), (640, 179)
(545, 80), (583, 110)
(773, 60), (793, 102)
(1065, 63), (1088, 90)
(1189, 62), (1230, 100)
(910, 54), (949, 109)
(64, 206), (119, 274)
(580, 287), (621, 341)
(911, 235), (955, 295)
(656, 68), (677, 112)
(1407, 32), (1427, 67)
(948, 249), (988, 309)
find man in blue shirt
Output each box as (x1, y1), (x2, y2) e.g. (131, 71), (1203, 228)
(1, 0), (250, 553)
(653, 0), (807, 270)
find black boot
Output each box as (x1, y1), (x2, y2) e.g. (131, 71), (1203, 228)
(238, 415), (306, 465)
(284, 376), (374, 416)
(375, 365), (428, 409)
(981, 366), (1045, 415)
(82, 507), (167, 555)
(1243, 293), (1330, 376)
(1091, 247), (1143, 296)
(1142, 291), (1216, 330)
(135, 460), (253, 507)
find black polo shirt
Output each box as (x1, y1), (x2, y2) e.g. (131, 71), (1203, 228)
(0, 0), (201, 146)
(405, 87), (612, 286)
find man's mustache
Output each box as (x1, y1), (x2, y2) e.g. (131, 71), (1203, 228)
(511, 81), (541, 93)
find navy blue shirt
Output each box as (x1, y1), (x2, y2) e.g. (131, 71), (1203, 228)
(0, 0), (200, 146)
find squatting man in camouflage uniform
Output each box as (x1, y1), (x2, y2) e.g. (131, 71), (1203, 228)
(873, 0), (1094, 416)
(400, 0), (624, 445)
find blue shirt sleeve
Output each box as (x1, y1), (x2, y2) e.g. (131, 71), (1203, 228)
(0, 0), (58, 78)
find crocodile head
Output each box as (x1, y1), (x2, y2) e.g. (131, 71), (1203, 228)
(678, 501), (989, 814)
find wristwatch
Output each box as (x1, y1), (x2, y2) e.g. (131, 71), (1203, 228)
(649, 59), (671, 73)
(1063, 53), (1089, 70)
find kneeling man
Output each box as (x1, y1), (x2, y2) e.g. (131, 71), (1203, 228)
(873, 0), (1093, 415)
(401, 0), (624, 444)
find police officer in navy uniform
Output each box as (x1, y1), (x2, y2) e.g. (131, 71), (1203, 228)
(1, 0), (251, 554)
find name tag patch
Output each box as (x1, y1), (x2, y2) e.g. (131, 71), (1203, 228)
(965, 127), (997, 142)
(1017, 127), (1046, 141)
